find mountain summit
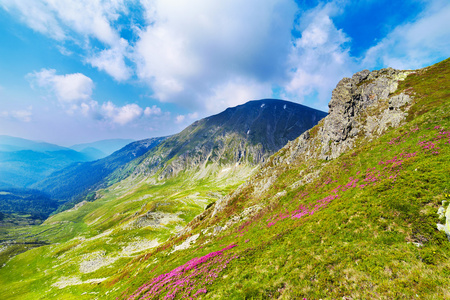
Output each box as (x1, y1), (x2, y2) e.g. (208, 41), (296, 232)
(131, 99), (327, 179)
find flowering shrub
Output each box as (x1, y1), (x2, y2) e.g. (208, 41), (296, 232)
(127, 245), (238, 300)
(266, 125), (449, 228)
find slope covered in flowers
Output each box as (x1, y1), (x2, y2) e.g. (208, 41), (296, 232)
(116, 58), (450, 299)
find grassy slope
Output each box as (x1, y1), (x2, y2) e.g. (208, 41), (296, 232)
(0, 162), (255, 299)
(104, 58), (450, 299)
(1, 58), (449, 299)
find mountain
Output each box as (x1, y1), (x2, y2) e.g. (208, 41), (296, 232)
(70, 139), (135, 160)
(32, 99), (325, 206)
(1, 59), (449, 299)
(0, 137), (93, 188)
(125, 99), (327, 180)
(32, 137), (167, 205)
(0, 135), (69, 152)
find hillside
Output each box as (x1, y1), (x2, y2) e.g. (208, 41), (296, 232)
(115, 59), (450, 299)
(0, 99), (325, 299)
(126, 99), (327, 179)
(0, 59), (449, 299)
(32, 137), (166, 205)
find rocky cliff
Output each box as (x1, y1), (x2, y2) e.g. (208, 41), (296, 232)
(208, 67), (415, 223)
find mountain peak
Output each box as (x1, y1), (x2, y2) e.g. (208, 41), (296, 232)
(132, 99), (327, 179)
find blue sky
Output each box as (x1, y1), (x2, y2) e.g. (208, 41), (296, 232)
(0, 0), (449, 146)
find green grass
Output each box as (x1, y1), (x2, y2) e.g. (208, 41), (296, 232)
(0, 161), (253, 299)
(106, 58), (450, 299)
(1, 58), (449, 299)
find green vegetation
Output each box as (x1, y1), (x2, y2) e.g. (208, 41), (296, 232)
(0, 59), (449, 299)
(0, 162), (252, 299)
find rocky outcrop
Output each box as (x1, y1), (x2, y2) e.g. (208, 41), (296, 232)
(282, 68), (413, 164)
(318, 68), (412, 159)
(208, 67), (414, 219)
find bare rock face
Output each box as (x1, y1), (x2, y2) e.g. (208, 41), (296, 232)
(317, 68), (412, 160)
(248, 68), (412, 198)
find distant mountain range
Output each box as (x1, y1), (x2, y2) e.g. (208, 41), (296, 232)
(0, 135), (71, 152)
(70, 139), (135, 160)
(0, 137), (91, 188)
(33, 137), (167, 205)
(0, 136), (141, 190)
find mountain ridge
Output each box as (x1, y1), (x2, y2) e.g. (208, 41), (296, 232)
(126, 99), (327, 180)
(32, 137), (167, 205)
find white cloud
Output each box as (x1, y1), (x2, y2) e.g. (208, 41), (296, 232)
(101, 102), (143, 125)
(363, 1), (450, 69)
(175, 115), (185, 124)
(28, 69), (94, 103)
(56, 45), (73, 56)
(12, 108), (33, 122)
(173, 111), (200, 125)
(206, 78), (273, 112)
(2, 0), (132, 79)
(1, 107), (33, 122)
(135, 0), (297, 111)
(144, 105), (162, 116)
(281, 3), (355, 109)
(27, 68), (154, 126)
(86, 38), (133, 82)
(1, 0), (66, 40)
(1, 0), (126, 45)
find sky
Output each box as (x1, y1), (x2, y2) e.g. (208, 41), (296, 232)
(0, 0), (449, 146)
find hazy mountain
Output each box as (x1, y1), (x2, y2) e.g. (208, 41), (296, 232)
(70, 139), (135, 160)
(0, 135), (69, 152)
(0, 147), (92, 188)
(33, 137), (167, 204)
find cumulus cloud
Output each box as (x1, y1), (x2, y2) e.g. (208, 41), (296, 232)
(27, 68), (161, 126)
(206, 78), (273, 112)
(86, 38), (133, 82)
(281, 3), (355, 109)
(174, 112), (199, 125)
(135, 0), (297, 111)
(0, 0), (66, 40)
(1, 0), (132, 80)
(175, 115), (185, 124)
(363, 1), (450, 69)
(101, 102), (143, 125)
(1, 0), (126, 44)
(144, 105), (162, 116)
(28, 69), (94, 103)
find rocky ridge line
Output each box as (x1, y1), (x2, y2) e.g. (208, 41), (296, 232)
(208, 67), (413, 221)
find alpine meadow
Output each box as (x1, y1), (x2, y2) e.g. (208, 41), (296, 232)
(0, 1), (450, 300)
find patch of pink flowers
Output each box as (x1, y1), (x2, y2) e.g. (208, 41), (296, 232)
(127, 245), (238, 300)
